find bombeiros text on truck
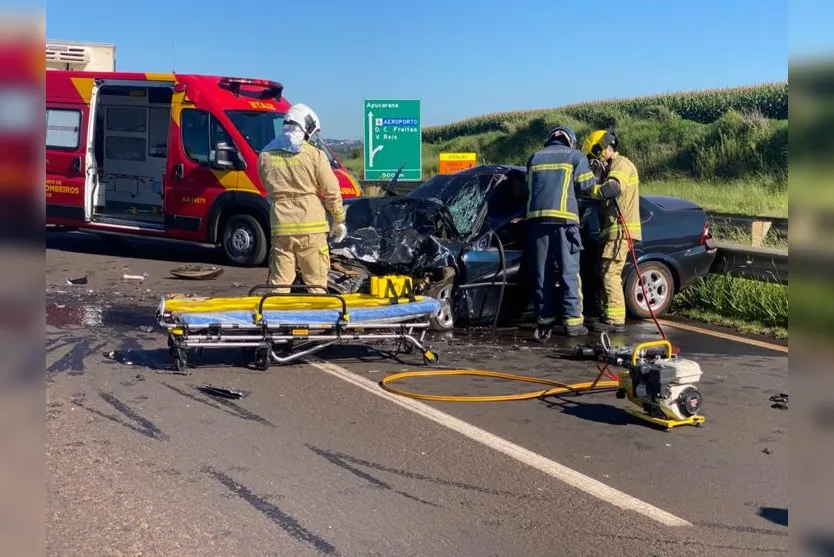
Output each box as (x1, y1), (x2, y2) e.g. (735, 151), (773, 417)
(45, 40), (363, 266)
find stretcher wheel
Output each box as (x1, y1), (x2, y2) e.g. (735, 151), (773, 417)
(422, 351), (439, 366)
(254, 348), (270, 371)
(173, 349), (188, 372)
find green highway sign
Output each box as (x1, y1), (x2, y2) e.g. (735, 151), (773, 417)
(363, 99), (422, 181)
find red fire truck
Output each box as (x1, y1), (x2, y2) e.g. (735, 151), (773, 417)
(46, 69), (362, 266)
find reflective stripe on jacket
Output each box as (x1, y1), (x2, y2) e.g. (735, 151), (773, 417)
(258, 142), (345, 237)
(525, 142), (597, 225)
(595, 153), (642, 242)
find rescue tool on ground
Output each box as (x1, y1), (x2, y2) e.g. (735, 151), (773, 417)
(379, 332), (706, 432)
(566, 333), (705, 430)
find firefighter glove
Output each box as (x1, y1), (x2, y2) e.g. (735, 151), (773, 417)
(589, 158), (606, 178)
(330, 222), (347, 243)
(598, 179), (621, 200)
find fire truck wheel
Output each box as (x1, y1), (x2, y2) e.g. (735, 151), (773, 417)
(221, 213), (267, 267)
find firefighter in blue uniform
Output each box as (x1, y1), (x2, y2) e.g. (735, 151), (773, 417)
(525, 125), (598, 339)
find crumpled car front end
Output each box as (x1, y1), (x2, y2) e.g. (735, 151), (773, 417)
(327, 195), (463, 295)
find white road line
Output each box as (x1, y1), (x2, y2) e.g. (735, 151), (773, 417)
(307, 358), (692, 528)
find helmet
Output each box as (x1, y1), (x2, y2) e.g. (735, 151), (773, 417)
(582, 128), (619, 159)
(545, 125), (577, 148)
(284, 103), (321, 138)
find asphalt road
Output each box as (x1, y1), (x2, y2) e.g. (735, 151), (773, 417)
(46, 231), (789, 556)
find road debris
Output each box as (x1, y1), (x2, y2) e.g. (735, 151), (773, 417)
(123, 273), (148, 281)
(104, 350), (133, 365)
(67, 275), (88, 285)
(170, 265), (224, 280)
(197, 384), (246, 399)
(769, 393), (788, 410)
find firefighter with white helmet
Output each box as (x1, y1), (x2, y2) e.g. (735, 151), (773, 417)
(258, 103), (347, 293)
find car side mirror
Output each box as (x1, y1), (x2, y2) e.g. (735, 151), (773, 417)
(211, 142), (237, 170)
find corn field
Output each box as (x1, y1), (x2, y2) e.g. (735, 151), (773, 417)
(422, 82), (788, 143)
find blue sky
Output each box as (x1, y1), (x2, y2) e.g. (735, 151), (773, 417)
(43, 0), (790, 139)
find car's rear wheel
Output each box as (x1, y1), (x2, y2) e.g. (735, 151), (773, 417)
(425, 277), (456, 331)
(625, 261), (674, 319)
(221, 213), (268, 267)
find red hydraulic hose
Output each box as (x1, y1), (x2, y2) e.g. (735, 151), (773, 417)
(591, 200), (674, 382)
(614, 201), (668, 342)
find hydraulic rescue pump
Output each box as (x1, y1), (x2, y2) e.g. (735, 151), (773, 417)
(568, 334), (706, 430)
(615, 348), (704, 422)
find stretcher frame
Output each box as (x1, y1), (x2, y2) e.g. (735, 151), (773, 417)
(157, 284), (440, 372)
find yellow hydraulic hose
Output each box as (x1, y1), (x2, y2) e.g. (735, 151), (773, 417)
(379, 368), (621, 403)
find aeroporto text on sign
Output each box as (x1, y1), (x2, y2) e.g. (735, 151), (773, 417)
(363, 99), (422, 181)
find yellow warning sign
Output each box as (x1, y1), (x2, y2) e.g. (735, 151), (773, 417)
(438, 152), (477, 174)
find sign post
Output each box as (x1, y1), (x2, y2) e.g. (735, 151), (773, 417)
(438, 152), (477, 174)
(363, 99), (422, 181)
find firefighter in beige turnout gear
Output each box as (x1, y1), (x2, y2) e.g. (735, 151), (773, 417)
(257, 104), (346, 293)
(581, 128), (641, 333)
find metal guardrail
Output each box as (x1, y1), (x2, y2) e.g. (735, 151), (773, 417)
(708, 212), (788, 231)
(711, 243), (788, 285)
(707, 212), (788, 247)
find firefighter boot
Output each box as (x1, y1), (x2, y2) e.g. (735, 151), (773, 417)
(564, 324), (589, 337)
(589, 319), (626, 334)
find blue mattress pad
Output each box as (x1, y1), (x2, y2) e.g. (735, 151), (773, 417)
(171, 297), (442, 327)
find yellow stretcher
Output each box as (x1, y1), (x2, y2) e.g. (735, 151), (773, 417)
(156, 283), (442, 372)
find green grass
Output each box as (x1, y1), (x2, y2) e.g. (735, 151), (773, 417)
(641, 178), (787, 218)
(669, 308), (788, 339)
(422, 82), (788, 141)
(670, 274), (788, 338)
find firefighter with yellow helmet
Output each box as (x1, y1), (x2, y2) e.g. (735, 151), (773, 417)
(581, 127), (641, 333)
(258, 104), (347, 293)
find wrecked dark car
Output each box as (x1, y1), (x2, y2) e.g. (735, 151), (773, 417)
(328, 164), (718, 331)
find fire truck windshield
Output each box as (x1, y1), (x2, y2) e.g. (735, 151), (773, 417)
(226, 110), (339, 167)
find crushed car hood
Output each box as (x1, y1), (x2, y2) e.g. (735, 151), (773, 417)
(329, 195), (462, 280)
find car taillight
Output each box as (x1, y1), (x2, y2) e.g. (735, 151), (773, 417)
(700, 220), (711, 245)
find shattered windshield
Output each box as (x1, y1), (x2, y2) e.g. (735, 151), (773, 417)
(408, 173), (496, 236)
